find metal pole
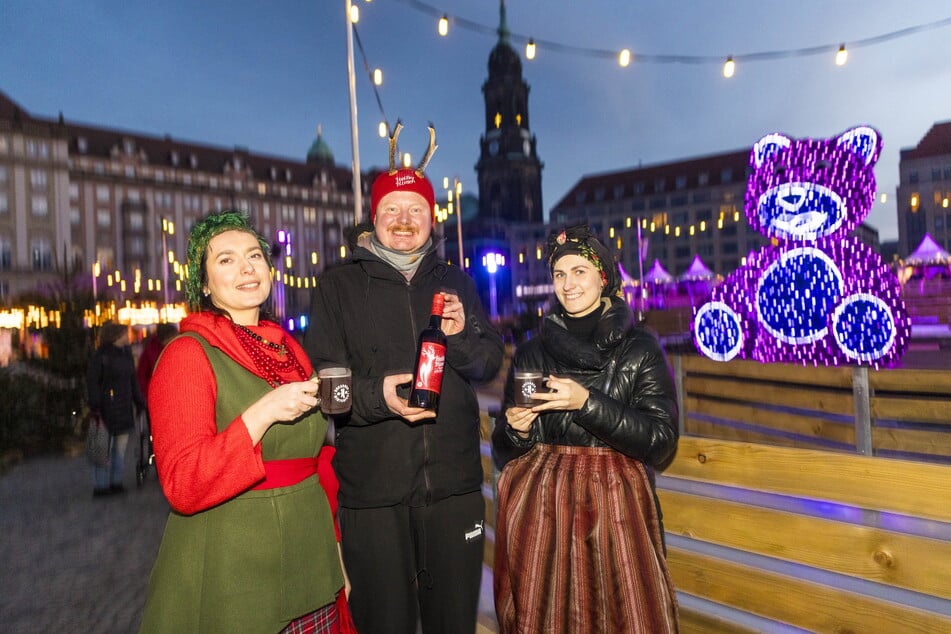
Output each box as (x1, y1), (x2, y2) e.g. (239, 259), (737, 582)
(345, 0), (363, 224)
(455, 179), (464, 269)
(161, 219), (169, 309)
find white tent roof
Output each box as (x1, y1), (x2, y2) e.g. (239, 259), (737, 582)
(906, 233), (951, 265)
(644, 258), (674, 284)
(679, 254), (715, 281)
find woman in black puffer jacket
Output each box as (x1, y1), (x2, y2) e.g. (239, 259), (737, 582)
(491, 225), (680, 633)
(86, 321), (146, 497)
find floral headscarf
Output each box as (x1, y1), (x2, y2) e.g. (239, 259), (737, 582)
(546, 224), (621, 297)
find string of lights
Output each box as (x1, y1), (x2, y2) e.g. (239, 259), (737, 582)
(392, 0), (951, 75)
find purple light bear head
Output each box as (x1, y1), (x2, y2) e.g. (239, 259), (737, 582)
(745, 126), (881, 242)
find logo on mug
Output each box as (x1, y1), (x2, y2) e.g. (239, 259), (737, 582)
(333, 384), (351, 403)
(520, 381), (537, 400)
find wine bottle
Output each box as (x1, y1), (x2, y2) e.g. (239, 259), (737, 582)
(409, 293), (447, 411)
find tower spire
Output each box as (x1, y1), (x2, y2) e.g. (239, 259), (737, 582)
(498, 0), (509, 44)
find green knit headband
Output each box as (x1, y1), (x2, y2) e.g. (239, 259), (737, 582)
(184, 210), (271, 307)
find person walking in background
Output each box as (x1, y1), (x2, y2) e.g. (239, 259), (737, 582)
(492, 224), (680, 633)
(140, 210), (348, 633)
(305, 124), (503, 634)
(135, 322), (177, 397)
(86, 321), (145, 497)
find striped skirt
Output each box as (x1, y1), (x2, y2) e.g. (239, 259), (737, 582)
(493, 443), (679, 633)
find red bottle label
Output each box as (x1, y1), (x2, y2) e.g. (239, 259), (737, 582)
(415, 342), (446, 393)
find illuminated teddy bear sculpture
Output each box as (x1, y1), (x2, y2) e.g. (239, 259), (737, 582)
(693, 126), (909, 368)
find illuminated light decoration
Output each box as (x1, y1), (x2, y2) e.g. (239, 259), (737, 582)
(693, 126), (910, 369)
(835, 44), (848, 66)
(722, 56), (735, 78)
(525, 38), (536, 60)
(694, 301), (745, 362)
(438, 14), (448, 37)
(618, 48), (631, 67)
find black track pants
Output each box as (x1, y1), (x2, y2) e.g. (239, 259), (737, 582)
(340, 490), (486, 634)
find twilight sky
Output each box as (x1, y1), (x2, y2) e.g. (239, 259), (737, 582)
(3, 0), (951, 243)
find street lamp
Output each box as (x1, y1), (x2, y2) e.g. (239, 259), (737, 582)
(161, 217), (175, 313)
(444, 177), (464, 269)
(483, 251), (505, 321)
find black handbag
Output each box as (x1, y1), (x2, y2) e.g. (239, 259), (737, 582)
(85, 412), (111, 467)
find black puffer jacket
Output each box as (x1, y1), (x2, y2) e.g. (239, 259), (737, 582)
(87, 343), (146, 435)
(305, 225), (504, 508)
(492, 296), (679, 470)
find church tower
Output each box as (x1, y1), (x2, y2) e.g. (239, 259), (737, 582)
(475, 0), (544, 223)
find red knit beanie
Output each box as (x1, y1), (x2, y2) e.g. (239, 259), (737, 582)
(370, 168), (436, 223)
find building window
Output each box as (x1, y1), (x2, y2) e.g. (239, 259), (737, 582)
(721, 168), (733, 184)
(932, 168), (942, 181)
(26, 140), (50, 158)
(70, 207), (81, 225)
(31, 195), (49, 216)
(97, 210), (111, 228)
(908, 171), (919, 184)
(77, 137), (88, 153)
(69, 183), (79, 199)
(0, 166), (7, 184)
(96, 185), (110, 203)
(128, 211), (145, 230)
(0, 135), (8, 154)
(128, 237), (144, 255)
(30, 169), (48, 189)
(698, 171), (709, 186)
(0, 236), (11, 270)
(675, 175), (687, 190)
(654, 178), (666, 192)
(31, 238), (53, 271)
(0, 193), (7, 215)
(124, 166), (135, 178)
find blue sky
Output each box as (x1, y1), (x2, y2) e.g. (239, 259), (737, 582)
(3, 0), (951, 243)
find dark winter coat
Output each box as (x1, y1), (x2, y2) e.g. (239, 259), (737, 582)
(492, 296), (679, 470)
(87, 343), (146, 435)
(304, 226), (504, 508)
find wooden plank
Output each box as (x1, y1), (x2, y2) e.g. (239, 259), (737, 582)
(686, 396), (856, 444)
(684, 417), (836, 451)
(664, 436), (951, 522)
(659, 490), (951, 599)
(869, 368), (951, 394)
(872, 396), (951, 425)
(667, 548), (951, 633)
(872, 426), (951, 458)
(679, 355), (853, 388)
(678, 607), (759, 634)
(686, 375), (854, 415)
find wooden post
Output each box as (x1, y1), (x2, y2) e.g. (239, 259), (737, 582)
(852, 366), (872, 455)
(673, 355), (686, 436)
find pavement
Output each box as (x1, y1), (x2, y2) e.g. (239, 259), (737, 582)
(0, 447), (167, 633)
(0, 440), (499, 634)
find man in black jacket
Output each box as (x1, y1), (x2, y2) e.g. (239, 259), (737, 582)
(304, 127), (503, 634)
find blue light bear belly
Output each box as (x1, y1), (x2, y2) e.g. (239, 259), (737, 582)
(693, 126), (909, 368)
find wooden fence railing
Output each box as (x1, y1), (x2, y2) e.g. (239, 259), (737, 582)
(479, 353), (951, 631)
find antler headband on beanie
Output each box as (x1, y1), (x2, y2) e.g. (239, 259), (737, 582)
(370, 122), (438, 223)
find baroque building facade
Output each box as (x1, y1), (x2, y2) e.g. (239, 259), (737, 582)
(897, 120), (951, 257)
(0, 90), (360, 322)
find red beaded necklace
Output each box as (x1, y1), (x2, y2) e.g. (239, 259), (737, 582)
(231, 322), (308, 387)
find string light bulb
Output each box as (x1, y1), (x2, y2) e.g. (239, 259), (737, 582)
(378, 121), (387, 137)
(373, 68), (383, 85)
(438, 14), (448, 37)
(835, 44), (848, 66)
(723, 56), (735, 78)
(349, 4), (359, 23)
(525, 38), (536, 60)
(402, 152), (412, 168)
(618, 48), (631, 68)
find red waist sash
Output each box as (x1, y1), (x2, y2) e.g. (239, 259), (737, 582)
(251, 456), (319, 490)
